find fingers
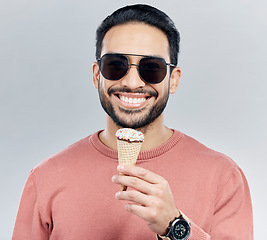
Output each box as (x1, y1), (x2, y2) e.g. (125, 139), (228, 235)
(112, 174), (152, 194)
(115, 190), (166, 224)
(112, 165), (180, 235)
(117, 164), (165, 185)
(112, 165), (170, 195)
(115, 190), (148, 206)
(125, 203), (156, 224)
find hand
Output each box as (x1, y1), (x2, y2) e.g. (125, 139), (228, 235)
(111, 164), (180, 235)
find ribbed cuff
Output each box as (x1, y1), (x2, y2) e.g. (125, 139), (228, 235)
(189, 222), (211, 240)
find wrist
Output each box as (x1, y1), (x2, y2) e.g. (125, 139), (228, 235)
(160, 209), (181, 236)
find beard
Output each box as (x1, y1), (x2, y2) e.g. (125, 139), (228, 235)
(98, 84), (170, 130)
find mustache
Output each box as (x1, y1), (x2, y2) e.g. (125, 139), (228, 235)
(108, 87), (158, 98)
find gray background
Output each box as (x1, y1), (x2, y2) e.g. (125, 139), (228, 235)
(1, 0), (266, 239)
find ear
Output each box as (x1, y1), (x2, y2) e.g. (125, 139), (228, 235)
(92, 62), (100, 89)
(169, 67), (181, 94)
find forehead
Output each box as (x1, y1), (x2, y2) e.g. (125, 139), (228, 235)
(101, 23), (170, 60)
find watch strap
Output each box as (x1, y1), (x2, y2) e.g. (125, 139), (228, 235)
(179, 210), (190, 224)
(156, 234), (170, 240)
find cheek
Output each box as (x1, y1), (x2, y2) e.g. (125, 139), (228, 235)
(99, 78), (110, 93)
(156, 80), (170, 96)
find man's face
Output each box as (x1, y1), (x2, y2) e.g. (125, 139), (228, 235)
(93, 23), (178, 130)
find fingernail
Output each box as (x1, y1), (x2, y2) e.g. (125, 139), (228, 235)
(115, 192), (120, 199)
(117, 165), (124, 171)
(111, 175), (117, 182)
(125, 204), (130, 211)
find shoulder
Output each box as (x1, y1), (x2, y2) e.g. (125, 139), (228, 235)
(176, 131), (247, 193)
(173, 131), (240, 179)
(31, 133), (97, 177)
(181, 132), (237, 164)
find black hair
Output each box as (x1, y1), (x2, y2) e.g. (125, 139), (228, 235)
(95, 4), (180, 66)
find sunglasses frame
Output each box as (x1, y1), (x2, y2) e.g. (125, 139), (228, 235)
(97, 53), (176, 84)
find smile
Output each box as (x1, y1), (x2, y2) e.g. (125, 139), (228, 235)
(119, 95), (146, 104)
(113, 92), (152, 109)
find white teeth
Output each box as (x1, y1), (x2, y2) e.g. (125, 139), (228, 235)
(120, 96), (146, 104)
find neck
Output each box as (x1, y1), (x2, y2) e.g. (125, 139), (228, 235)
(99, 114), (173, 151)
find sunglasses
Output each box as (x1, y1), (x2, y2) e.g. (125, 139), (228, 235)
(97, 53), (176, 84)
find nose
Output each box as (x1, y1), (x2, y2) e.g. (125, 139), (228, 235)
(120, 64), (146, 89)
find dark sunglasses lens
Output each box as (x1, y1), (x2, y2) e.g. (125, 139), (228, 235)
(99, 54), (128, 80)
(139, 57), (167, 84)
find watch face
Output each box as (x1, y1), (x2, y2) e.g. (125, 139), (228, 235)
(172, 220), (190, 240)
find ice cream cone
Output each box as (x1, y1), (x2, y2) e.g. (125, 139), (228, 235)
(117, 140), (142, 191)
(116, 128), (144, 191)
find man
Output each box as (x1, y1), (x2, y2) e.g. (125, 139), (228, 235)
(12, 4), (253, 240)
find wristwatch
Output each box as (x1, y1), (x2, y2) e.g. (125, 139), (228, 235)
(157, 212), (191, 240)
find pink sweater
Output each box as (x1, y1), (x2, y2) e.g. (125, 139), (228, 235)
(12, 130), (253, 239)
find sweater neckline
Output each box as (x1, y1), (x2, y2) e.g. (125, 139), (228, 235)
(90, 129), (183, 162)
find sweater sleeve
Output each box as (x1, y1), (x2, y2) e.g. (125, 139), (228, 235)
(12, 171), (49, 240)
(158, 167), (253, 240)
(189, 167), (253, 239)
(209, 167), (253, 239)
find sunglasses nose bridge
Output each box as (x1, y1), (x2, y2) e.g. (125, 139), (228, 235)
(120, 63), (146, 88)
(126, 63), (141, 77)
(127, 63), (141, 77)
(128, 63), (139, 68)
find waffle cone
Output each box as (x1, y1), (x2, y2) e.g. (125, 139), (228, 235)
(117, 139), (143, 191)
